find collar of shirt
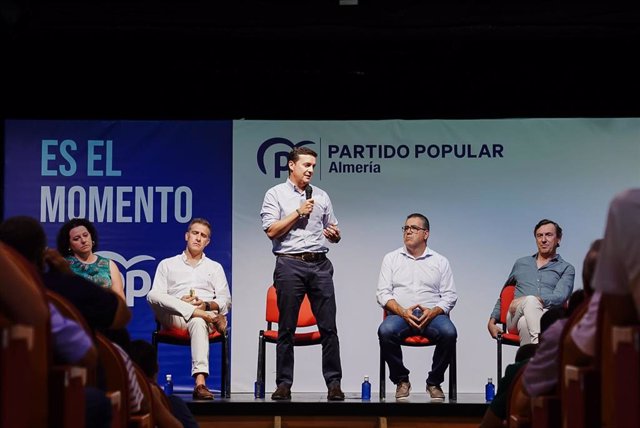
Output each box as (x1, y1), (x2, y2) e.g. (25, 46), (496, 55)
(400, 246), (433, 260)
(531, 252), (562, 267)
(286, 178), (306, 196)
(181, 251), (206, 266)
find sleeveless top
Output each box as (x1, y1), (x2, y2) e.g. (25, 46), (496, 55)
(67, 254), (113, 289)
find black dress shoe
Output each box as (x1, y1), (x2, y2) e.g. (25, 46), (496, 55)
(327, 383), (345, 401)
(271, 384), (291, 400)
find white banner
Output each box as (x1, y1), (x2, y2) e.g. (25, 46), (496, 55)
(232, 119), (640, 394)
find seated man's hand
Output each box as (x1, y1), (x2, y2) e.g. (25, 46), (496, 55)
(487, 318), (503, 338)
(418, 306), (442, 330)
(402, 304), (423, 330)
(181, 295), (197, 304)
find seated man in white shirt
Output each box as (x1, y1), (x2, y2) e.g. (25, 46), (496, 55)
(147, 218), (231, 400)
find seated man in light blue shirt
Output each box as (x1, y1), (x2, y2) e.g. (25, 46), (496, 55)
(488, 219), (575, 345)
(377, 213), (458, 401)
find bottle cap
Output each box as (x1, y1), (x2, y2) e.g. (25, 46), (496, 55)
(488, 377), (492, 382)
(166, 374), (172, 380)
(364, 375), (369, 381)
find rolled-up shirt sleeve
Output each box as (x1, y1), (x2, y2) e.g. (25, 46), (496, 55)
(260, 188), (280, 231)
(376, 254), (395, 308)
(211, 263), (231, 315)
(435, 257), (457, 314)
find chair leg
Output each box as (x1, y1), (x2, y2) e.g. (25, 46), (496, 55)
(449, 342), (457, 401)
(379, 346), (386, 400)
(221, 332), (230, 398)
(256, 331), (266, 394)
(497, 335), (503, 384)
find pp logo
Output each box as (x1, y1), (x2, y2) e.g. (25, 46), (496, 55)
(257, 138), (316, 178)
(97, 251), (156, 307)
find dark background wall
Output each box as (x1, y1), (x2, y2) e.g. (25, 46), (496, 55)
(3, 0), (640, 120)
(3, 0), (640, 216)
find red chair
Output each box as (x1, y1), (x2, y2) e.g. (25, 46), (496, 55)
(256, 285), (321, 392)
(152, 318), (230, 398)
(378, 311), (457, 401)
(496, 284), (520, 384)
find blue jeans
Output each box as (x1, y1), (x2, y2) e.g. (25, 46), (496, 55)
(378, 313), (457, 386)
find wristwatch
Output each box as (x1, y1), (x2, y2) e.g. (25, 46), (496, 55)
(296, 208), (304, 218)
(205, 302), (211, 311)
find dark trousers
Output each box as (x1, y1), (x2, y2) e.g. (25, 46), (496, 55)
(378, 313), (457, 386)
(273, 256), (342, 387)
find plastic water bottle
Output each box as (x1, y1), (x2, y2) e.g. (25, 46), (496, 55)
(254, 380), (265, 398)
(164, 374), (173, 396)
(361, 375), (371, 400)
(485, 377), (495, 402)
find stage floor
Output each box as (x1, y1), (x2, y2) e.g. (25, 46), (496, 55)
(184, 392), (489, 419)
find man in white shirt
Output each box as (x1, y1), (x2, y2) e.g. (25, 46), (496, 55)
(147, 218), (231, 400)
(377, 213), (458, 401)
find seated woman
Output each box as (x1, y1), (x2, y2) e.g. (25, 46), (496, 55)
(57, 218), (125, 300)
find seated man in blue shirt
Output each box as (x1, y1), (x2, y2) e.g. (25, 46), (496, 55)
(487, 219), (575, 345)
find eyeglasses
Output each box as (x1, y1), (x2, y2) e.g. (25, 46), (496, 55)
(401, 225), (427, 233)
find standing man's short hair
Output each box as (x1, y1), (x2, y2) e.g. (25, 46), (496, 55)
(288, 147), (318, 163)
(534, 219), (562, 245)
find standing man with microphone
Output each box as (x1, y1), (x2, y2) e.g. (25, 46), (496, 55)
(260, 146), (344, 401)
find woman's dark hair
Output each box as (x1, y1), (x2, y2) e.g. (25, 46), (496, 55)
(56, 218), (99, 256)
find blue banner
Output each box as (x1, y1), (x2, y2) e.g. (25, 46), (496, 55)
(4, 119), (233, 391)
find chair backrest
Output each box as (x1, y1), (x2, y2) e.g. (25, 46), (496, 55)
(265, 285), (317, 327)
(500, 284), (516, 325)
(46, 289), (93, 334)
(506, 364), (531, 427)
(132, 363), (154, 428)
(96, 332), (131, 428)
(0, 243), (50, 427)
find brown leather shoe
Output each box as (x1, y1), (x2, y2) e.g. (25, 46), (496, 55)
(193, 384), (214, 400)
(271, 384), (291, 400)
(327, 383), (345, 401)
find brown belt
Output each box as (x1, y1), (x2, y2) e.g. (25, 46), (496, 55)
(276, 252), (327, 262)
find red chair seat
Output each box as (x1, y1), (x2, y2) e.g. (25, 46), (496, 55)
(262, 329), (322, 343)
(155, 327), (223, 341)
(403, 336), (432, 345)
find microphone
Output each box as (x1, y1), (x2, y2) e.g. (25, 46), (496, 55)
(305, 185), (313, 200)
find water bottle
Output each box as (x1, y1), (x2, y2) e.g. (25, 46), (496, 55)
(361, 375), (371, 400)
(254, 380), (265, 398)
(485, 377), (495, 402)
(164, 374), (173, 396)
